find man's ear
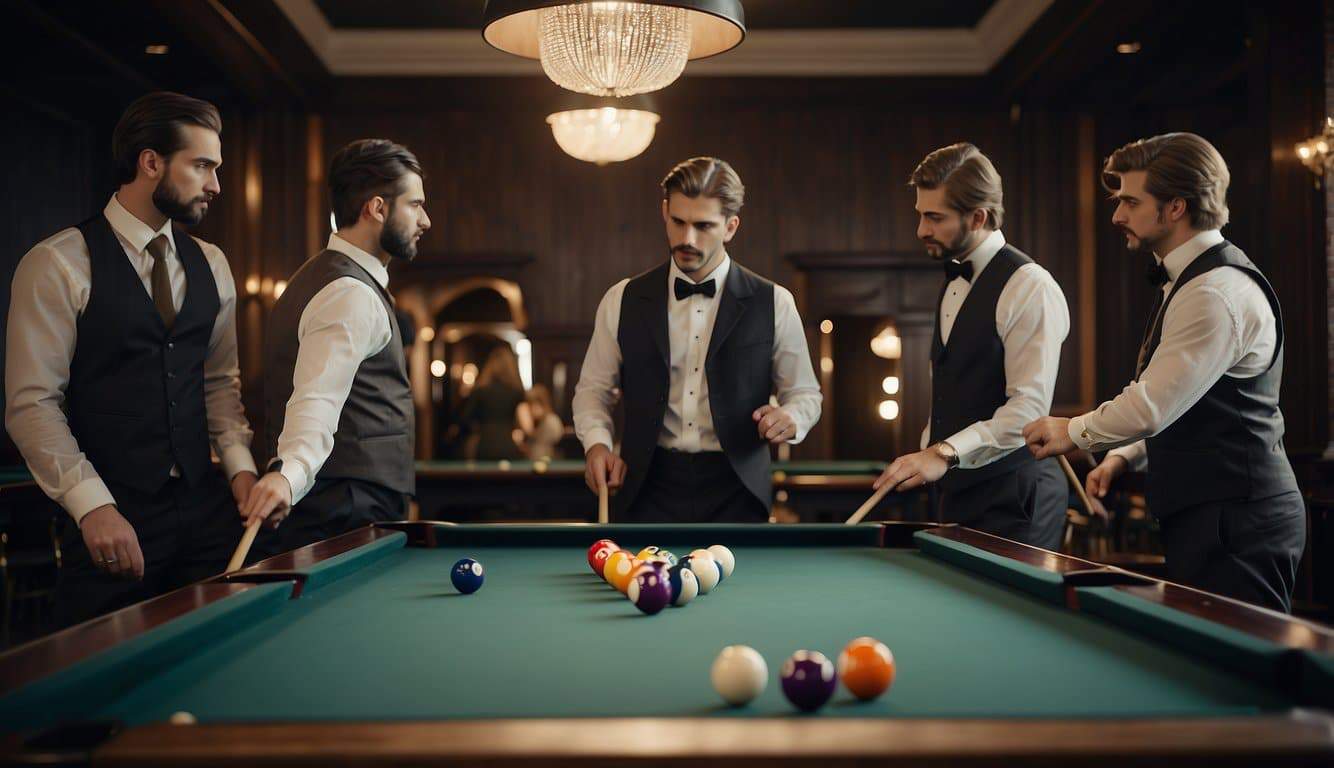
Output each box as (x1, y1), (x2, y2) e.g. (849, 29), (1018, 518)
(723, 214), (740, 243)
(139, 149), (165, 181)
(364, 195), (388, 225)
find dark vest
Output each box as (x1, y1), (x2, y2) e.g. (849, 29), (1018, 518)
(264, 250), (415, 495)
(616, 261), (776, 516)
(1141, 241), (1298, 518)
(930, 244), (1039, 494)
(67, 215), (218, 494)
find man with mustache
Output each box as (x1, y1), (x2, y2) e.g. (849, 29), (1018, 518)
(573, 157), (822, 522)
(242, 139), (430, 555)
(5, 92), (257, 625)
(1023, 133), (1304, 612)
(873, 143), (1069, 549)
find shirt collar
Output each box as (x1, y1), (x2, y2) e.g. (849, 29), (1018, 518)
(104, 194), (176, 258)
(960, 229), (1006, 276)
(1159, 229), (1224, 283)
(668, 252), (730, 301)
(327, 233), (390, 289)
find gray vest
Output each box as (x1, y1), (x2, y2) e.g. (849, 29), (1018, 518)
(930, 244), (1040, 494)
(264, 250), (415, 495)
(616, 260), (776, 517)
(1141, 241), (1298, 518)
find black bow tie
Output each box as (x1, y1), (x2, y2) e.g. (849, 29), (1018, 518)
(674, 277), (717, 300)
(1146, 262), (1169, 287)
(943, 258), (974, 282)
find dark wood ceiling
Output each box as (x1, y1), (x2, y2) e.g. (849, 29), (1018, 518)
(313, 0), (996, 30)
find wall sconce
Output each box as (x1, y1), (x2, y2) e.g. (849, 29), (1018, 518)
(430, 359), (447, 378)
(877, 399), (899, 421)
(272, 280), (287, 299)
(1296, 117), (1333, 187)
(881, 376), (900, 395)
(244, 275), (261, 296)
(819, 319), (833, 334)
(870, 327), (901, 359)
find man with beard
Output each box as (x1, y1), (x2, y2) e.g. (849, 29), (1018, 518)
(573, 157), (822, 522)
(5, 92), (257, 625)
(872, 143), (1069, 549)
(241, 139), (429, 556)
(1023, 133), (1305, 612)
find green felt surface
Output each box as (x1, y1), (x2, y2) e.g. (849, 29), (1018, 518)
(76, 541), (1292, 725)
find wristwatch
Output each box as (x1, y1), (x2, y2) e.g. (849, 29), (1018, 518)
(933, 441), (960, 469)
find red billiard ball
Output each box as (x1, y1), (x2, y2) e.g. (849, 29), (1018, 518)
(587, 539), (619, 576)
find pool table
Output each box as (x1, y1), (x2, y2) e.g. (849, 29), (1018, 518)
(2, 522), (1332, 766)
(413, 459), (922, 521)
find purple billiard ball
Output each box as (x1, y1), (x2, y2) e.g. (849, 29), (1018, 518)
(780, 650), (837, 711)
(451, 558), (484, 594)
(627, 566), (673, 615)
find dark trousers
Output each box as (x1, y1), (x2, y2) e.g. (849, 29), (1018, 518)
(624, 448), (768, 523)
(939, 458), (1067, 551)
(55, 471), (242, 628)
(251, 478), (408, 562)
(1158, 491), (1306, 613)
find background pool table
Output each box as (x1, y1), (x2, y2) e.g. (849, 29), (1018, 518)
(2, 522), (1331, 766)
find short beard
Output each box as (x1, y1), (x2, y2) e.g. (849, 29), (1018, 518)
(927, 227), (977, 261)
(1123, 207), (1168, 254)
(380, 208), (418, 262)
(153, 176), (208, 226)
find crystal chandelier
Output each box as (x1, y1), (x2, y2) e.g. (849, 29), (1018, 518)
(547, 107), (660, 164)
(483, 1), (745, 97)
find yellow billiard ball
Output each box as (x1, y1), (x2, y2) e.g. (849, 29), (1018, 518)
(772, 470), (787, 481)
(533, 460), (548, 474)
(498, 460), (512, 471)
(603, 549), (634, 584)
(169, 711), (197, 725)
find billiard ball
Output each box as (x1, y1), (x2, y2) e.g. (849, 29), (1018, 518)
(635, 546), (661, 561)
(169, 711), (197, 725)
(652, 549), (678, 566)
(534, 460), (548, 474)
(498, 460), (511, 471)
(707, 545), (735, 579)
(686, 551), (721, 594)
(603, 549), (634, 584)
(626, 567), (672, 615)
(587, 539), (619, 575)
(606, 553), (640, 593)
(667, 564), (698, 606)
(451, 558), (485, 594)
(780, 650), (837, 711)
(711, 645), (768, 705)
(837, 637), (895, 701)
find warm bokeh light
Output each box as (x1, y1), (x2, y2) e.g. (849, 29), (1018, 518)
(882, 376), (900, 395)
(877, 400), (900, 420)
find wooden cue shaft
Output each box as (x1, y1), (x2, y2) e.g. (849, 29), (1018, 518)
(845, 482), (892, 525)
(597, 482), (609, 525)
(226, 517), (261, 573)
(1057, 454), (1097, 515)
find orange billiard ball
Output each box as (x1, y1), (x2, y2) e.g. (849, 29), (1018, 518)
(837, 637), (895, 701)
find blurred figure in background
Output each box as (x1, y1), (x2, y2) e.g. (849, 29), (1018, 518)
(523, 384), (565, 460)
(460, 345), (526, 460)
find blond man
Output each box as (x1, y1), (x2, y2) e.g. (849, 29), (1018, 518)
(875, 143), (1070, 549)
(573, 157), (822, 522)
(1024, 133), (1305, 612)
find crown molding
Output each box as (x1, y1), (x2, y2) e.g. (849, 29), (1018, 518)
(275, 0), (1054, 77)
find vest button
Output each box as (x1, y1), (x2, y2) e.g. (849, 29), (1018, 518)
(167, 372), (176, 380)
(167, 342), (175, 350)
(170, 401), (177, 409)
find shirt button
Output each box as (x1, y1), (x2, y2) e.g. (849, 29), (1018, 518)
(170, 401), (177, 408)
(167, 372), (176, 380)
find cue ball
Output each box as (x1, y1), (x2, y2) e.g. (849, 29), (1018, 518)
(780, 650), (838, 711)
(169, 711), (196, 725)
(837, 637), (895, 701)
(498, 460), (512, 470)
(707, 545), (735, 580)
(711, 645), (768, 706)
(451, 558), (485, 594)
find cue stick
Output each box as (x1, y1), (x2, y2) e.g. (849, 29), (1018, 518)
(1057, 454), (1097, 517)
(845, 482), (893, 525)
(597, 482), (609, 524)
(226, 517), (261, 573)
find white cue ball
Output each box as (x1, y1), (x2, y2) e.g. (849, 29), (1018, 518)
(169, 711), (197, 725)
(688, 550), (720, 594)
(707, 545), (735, 579)
(711, 645), (768, 705)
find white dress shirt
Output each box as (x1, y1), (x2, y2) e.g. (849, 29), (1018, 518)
(271, 234), (394, 505)
(573, 254), (822, 454)
(1070, 229), (1277, 470)
(5, 194), (256, 524)
(922, 230), (1071, 469)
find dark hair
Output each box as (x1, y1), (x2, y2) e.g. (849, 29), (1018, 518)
(111, 92), (222, 186)
(661, 157), (745, 218)
(328, 139), (424, 229)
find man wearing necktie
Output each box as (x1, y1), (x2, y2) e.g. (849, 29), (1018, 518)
(874, 143), (1070, 549)
(5, 93), (258, 626)
(573, 157), (822, 522)
(1023, 133), (1305, 612)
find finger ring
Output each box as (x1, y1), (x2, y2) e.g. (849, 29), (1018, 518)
(100, 557), (118, 564)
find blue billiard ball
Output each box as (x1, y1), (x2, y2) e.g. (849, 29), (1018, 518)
(451, 558), (485, 594)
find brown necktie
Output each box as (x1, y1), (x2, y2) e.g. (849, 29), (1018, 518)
(146, 234), (176, 328)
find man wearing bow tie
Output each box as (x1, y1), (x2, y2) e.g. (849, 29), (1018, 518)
(874, 143), (1069, 548)
(1023, 133), (1304, 612)
(573, 157), (822, 522)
